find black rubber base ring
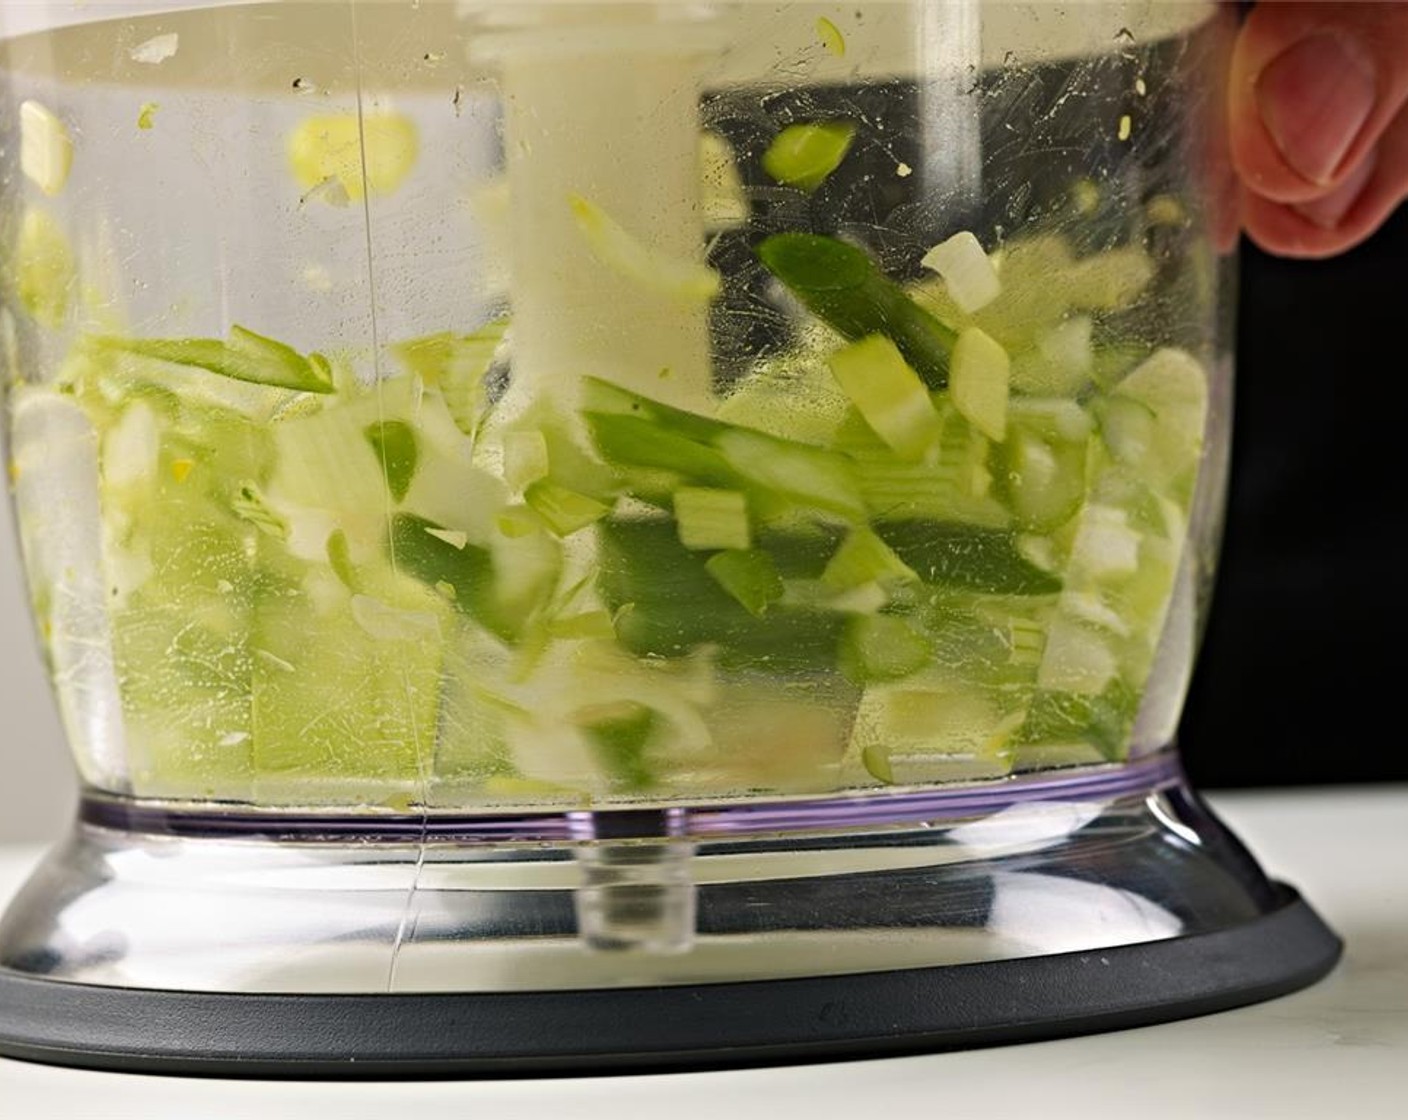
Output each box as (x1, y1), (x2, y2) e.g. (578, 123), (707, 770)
(0, 884), (1341, 1079)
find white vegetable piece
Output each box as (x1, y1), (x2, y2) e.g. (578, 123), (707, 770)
(1037, 618), (1119, 695)
(921, 231), (1001, 313)
(950, 326), (1010, 442)
(129, 33), (179, 65)
(1070, 504), (1142, 580)
(20, 100), (73, 197)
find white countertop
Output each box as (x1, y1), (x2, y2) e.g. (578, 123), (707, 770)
(1, 787), (1405, 1120)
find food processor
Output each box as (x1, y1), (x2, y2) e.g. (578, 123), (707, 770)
(0, 0), (1340, 1075)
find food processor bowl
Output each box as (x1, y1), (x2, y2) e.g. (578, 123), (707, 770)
(0, 0), (1338, 1075)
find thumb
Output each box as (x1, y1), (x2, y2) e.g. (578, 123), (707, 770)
(1230, 1), (1408, 257)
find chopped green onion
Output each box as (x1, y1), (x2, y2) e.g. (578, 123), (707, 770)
(840, 614), (932, 683)
(816, 17), (847, 57)
(827, 334), (943, 460)
(525, 480), (612, 537)
(950, 326), (1010, 441)
(549, 611), (617, 641)
(762, 121), (856, 193)
(705, 549), (784, 617)
(822, 528), (918, 590)
(921, 232), (1000, 314)
(757, 233), (955, 388)
(231, 481), (288, 540)
(90, 325), (336, 393)
(713, 426), (865, 521)
(582, 702), (657, 791)
(674, 486), (751, 551)
(365, 419), (419, 503)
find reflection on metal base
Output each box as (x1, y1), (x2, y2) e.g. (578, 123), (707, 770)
(0, 768), (1341, 1073)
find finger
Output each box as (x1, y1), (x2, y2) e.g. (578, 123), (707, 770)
(1229, 1), (1408, 205)
(1240, 97), (1408, 259)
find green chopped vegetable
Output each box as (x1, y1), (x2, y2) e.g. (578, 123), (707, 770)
(705, 549), (784, 617)
(14, 207), (74, 327)
(675, 486), (751, 551)
(816, 17), (846, 57)
(91, 326), (335, 393)
(950, 326), (1010, 441)
(365, 420), (418, 503)
(827, 334), (943, 460)
(757, 233), (956, 388)
(762, 121), (856, 193)
(840, 614), (933, 683)
(582, 702), (658, 791)
(524, 480), (612, 537)
(822, 527), (918, 590)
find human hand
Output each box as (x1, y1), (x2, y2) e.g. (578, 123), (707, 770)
(1230, 0), (1408, 257)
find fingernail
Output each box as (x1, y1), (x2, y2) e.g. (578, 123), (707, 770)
(1294, 147), (1377, 229)
(1257, 33), (1377, 185)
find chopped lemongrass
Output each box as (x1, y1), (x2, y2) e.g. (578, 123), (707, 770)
(568, 194), (720, 305)
(705, 549), (783, 617)
(822, 527), (918, 590)
(129, 33), (179, 64)
(20, 101), (73, 196)
(15, 208), (75, 327)
(90, 325), (336, 393)
(502, 430), (551, 491)
(921, 231), (1001, 314)
(816, 17), (846, 57)
(950, 326), (1010, 442)
(761, 121), (856, 193)
(674, 486), (751, 551)
(828, 335), (943, 460)
(524, 481), (611, 537)
(288, 112), (418, 203)
(137, 102), (160, 130)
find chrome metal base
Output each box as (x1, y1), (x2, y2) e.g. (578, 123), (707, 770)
(0, 767), (1342, 1073)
